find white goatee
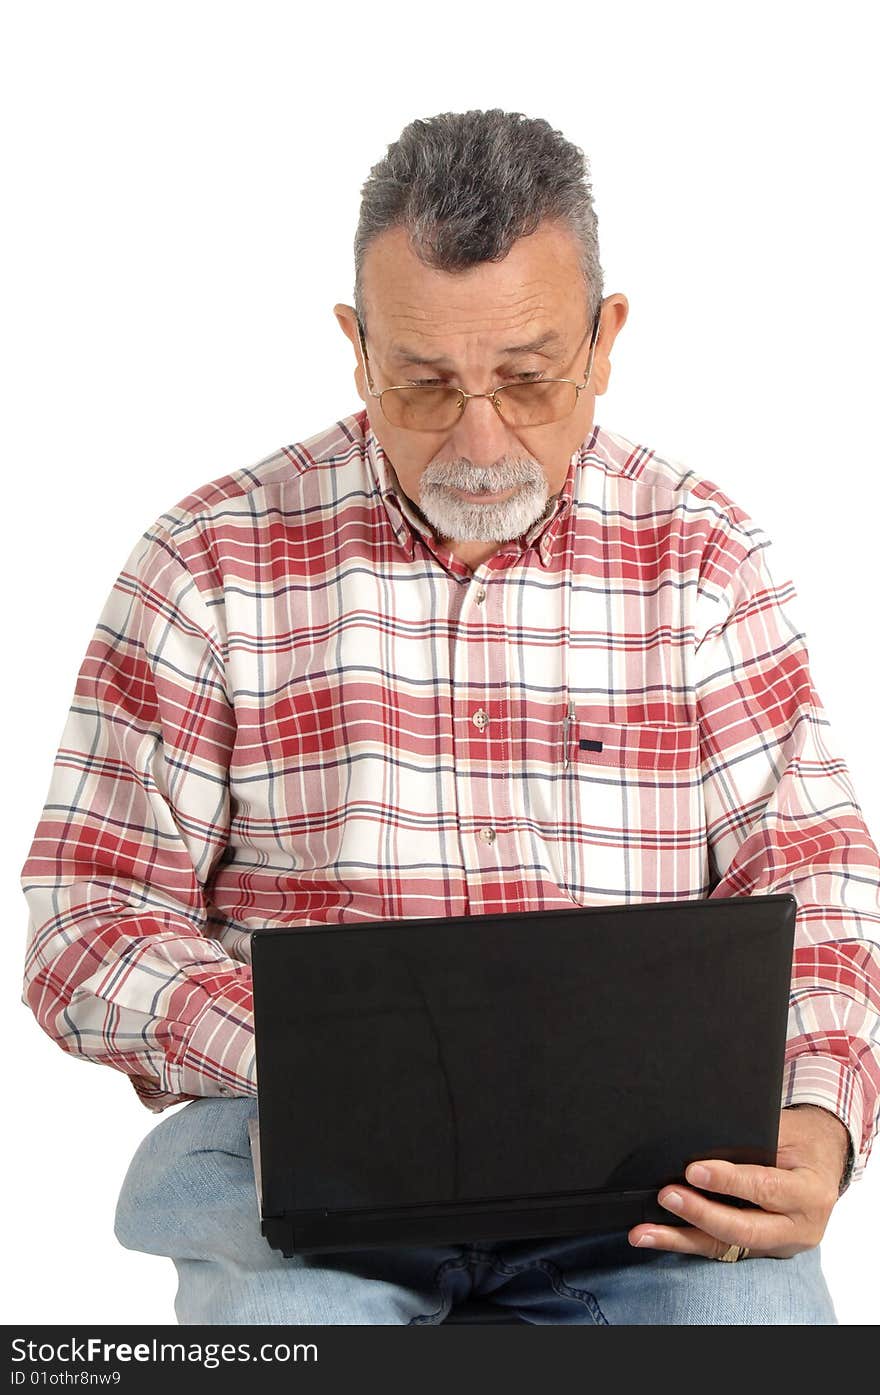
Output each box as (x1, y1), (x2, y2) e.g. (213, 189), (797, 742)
(417, 456), (550, 542)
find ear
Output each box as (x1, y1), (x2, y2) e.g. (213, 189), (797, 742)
(333, 302), (368, 403)
(591, 293), (629, 397)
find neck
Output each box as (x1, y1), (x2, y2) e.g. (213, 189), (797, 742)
(440, 537), (508, 570)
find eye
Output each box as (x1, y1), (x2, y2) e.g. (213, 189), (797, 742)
(406, 372), (546, 387)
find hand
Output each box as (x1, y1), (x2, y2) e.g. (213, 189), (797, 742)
(627, 1105), (850, 1260)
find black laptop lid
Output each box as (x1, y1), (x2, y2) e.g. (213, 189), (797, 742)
(251, 895), (796, 1252)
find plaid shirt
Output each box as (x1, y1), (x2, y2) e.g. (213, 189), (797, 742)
(20, 410), (880, 1186)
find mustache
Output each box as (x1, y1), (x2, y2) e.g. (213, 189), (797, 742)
(420, 456), (546, 495)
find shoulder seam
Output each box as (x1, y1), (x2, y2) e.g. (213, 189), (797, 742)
(157, 413), (369, 539)
(587, 426), (762, 553)
(138, 521), (231, 697)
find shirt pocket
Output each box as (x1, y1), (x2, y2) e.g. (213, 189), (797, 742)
(561, 719), (707, 903)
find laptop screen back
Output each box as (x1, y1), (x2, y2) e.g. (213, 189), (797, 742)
(251, 895), (796, 1249)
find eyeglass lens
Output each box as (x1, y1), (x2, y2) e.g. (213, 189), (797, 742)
(380, 380), (579, 431)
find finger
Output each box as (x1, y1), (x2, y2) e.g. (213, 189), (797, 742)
(682, 1159), (810, 1214)
(628, 1223), (751, 1260)
(653, 1184), (798, 1253)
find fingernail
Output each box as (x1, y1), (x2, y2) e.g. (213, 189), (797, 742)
(662, 1191), (684, 1211)
(687, 1164), (711, 1187)
(635, 1235), (656, 1247)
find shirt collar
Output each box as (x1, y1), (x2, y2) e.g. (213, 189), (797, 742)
(364, 417), (597, 569)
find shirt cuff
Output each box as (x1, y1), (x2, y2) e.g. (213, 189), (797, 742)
(781, 1053), (863, 1193)
(162, 986), (257, 1102)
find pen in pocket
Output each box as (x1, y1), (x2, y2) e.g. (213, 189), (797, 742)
(562, 699), (575, 770)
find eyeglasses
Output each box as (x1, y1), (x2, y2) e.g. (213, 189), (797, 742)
(355, 302), (603, 433)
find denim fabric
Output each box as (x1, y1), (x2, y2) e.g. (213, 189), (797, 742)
(114, 1097), (837, 1325)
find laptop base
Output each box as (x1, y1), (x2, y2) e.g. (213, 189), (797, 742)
(261, 1188), (698, 1257)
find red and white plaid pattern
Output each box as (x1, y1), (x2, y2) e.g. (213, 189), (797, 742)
(20, 411), (880, 1184)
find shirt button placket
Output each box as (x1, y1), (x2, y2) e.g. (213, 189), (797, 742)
(471, 585), (493, 837)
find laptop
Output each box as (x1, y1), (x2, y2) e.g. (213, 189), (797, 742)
(249, 893), (797, 1256)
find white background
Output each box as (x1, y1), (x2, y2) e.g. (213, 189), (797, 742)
(2, 0), (877, 1325)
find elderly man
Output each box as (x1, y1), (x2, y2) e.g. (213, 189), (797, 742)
(21, 109), (880, 1325)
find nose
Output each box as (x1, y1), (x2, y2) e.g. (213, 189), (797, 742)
(446, 391), (517, 464)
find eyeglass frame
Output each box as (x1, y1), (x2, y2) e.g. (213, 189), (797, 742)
(354, 300), (604, 432)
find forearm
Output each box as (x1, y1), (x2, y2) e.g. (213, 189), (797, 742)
(23, 913), (257, 1105)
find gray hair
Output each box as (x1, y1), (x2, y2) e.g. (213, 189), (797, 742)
(353, 108), (604, 333)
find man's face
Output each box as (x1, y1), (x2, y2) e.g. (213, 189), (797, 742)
(334, 221), (627, 558)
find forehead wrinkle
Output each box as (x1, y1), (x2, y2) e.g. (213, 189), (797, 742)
(390, 331), (563, 368)
(383, 287), (556, 333)
(379, 292), (570, 367)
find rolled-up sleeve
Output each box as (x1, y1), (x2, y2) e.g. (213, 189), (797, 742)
(20, 522), (255, 1113)
(694, 519), (880, 1186)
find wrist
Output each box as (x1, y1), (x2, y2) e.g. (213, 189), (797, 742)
(783, 1103), (854, 1195)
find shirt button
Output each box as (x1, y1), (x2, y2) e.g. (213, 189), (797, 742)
(218, 1086), (232, 1096)
(479, 826), (497, 844)
(472, 708), (489, 731)
(475, 588), (486, 605)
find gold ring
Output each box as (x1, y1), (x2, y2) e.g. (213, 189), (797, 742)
(717, 1244), (751, 1262)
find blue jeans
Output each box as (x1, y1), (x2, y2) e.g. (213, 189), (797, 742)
(114, 1097), (837, 1325)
